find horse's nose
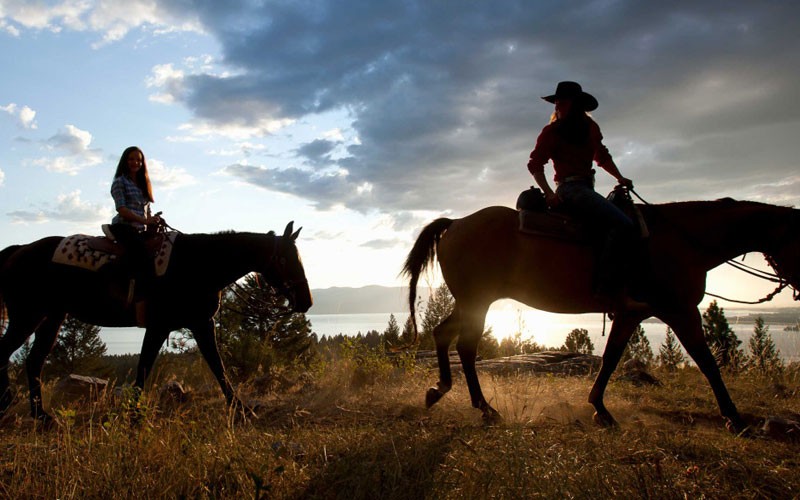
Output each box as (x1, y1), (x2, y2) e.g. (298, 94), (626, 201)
(293, 291), (312, 313)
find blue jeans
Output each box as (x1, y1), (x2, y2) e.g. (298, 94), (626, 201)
(555, 181), (633, 234)
(556, 180), (635, 296)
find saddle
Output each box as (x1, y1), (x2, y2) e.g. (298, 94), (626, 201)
(516, 185), (648, 243)
(52, 226), (178, 276)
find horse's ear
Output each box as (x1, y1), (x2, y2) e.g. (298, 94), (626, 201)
(283, 221), (294, 239)
(291, 227), (302, 241)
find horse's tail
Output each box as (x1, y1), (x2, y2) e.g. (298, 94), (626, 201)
(400, 218), (454, 344)
(0, 245), (21, 329)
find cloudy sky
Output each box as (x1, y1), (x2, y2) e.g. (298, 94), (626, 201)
(1, 0), (798, 307)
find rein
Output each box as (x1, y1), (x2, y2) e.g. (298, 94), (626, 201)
(629, 188), (794, 305)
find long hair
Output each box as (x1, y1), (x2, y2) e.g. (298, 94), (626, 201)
(550, 104), (591, 145)
(113, 146), (154, 202)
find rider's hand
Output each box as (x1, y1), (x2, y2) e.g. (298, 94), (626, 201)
(617, 177), (634, 189)
(545, 192), (560, 209)
(145, 215), (162, 225)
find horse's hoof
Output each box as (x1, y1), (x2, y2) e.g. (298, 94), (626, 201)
(33, 413), (57, 430)
(482, 408), (503, 425)
(725, 416), (752, 437)
(230, 400), (258, 421)
(425, 387), (444, 408)
(592, 411), (618, 428)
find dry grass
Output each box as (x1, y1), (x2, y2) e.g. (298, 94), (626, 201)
(0, 358), (799, 499)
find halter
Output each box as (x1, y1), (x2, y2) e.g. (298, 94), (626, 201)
(270, 235), (310, 296)
(629, 188), (799, 305)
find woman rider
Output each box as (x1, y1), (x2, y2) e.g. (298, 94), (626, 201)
(526, 81), (639, 309)
(110, 146), (161, 299)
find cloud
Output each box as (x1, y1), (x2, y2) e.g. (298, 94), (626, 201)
(295, 138), (340, 166)
(152, 1), (795, 215)
(47, 124), (93, 154)
(147, 158), (196, 191)
(0, 0), (203, 47)
(7, 190), (112, 224)
(1, 103), (38, 129)
(30, 124), (103, 175)
(360, 238), (405, 250)
(9, 1), (800, 215)
(0, 168), (5, 187)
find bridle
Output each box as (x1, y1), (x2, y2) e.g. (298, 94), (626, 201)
(269, 235), (309, 303)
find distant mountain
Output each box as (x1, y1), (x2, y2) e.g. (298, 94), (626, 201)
(309, 286), (431, 315)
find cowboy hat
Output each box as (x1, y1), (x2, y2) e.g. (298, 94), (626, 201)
(542, 81), (598, 111)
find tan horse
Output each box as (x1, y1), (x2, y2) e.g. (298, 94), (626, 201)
(402, 200), (800, 432)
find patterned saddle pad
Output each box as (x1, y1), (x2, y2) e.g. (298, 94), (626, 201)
(52, 232), (178, 276)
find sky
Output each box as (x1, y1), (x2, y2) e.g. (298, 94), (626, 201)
(1, 0), (799, 309)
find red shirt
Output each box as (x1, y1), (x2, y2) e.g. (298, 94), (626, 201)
(527, 118), (616, 183)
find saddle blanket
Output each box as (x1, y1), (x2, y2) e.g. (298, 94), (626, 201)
(52, 232), (178, 276)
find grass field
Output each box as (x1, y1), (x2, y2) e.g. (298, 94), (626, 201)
(0, 355), (798, 499)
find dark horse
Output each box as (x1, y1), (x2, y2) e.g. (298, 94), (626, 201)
(0, 222), (312, 424)
(403, 200), (800, 432)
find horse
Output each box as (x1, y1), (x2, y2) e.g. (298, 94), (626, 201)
(0, 222), (312, 424)
(402, 199), (800, 432)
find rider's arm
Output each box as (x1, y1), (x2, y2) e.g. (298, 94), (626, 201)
(528, 126), (559, 206)
(116, 206), (158, 225)
(592, 123), (633, 188)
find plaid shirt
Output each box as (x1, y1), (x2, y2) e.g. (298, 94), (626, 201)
(111, 175), (150, 228)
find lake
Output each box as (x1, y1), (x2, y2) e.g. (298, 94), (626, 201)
(99, 309), (800, 362)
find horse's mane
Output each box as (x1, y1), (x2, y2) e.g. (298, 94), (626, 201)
(210, 230), (277, 237)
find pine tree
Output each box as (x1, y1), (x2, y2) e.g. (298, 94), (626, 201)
(658, 327), (685, 371)
(621, 325), (654, 366)
(384, 314), (400, 346)
(46, 316), (111, 378)
(419, 284), (454, 350)
(563, 328), (594, 354)
(214, 274), (315, 378)
(477, 328), (500, 359)
(400, 315), (416, 345)
(747, 316), (783, 374)
(702, 301), (743, 369)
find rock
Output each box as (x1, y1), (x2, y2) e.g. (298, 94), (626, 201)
(617, 358), (660, 386)
(623, 358), (647, 373)
(618, 369), (661, 386)
(158, 380), (191, 407)
(761, 416), (800, 441)
(51, 374), (109, 407)
(55, 374), (109, 399)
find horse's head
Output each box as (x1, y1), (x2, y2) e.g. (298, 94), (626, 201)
(261, 221), (313, 313)
(766, 209), (800, 301)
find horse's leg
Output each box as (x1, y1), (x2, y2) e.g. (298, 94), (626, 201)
(26, 314), (65, 424)
(191, 319), (241, 411)
(588, 313), (644, 428)
(426, 312), (459, 408)
(663, 308), (746, 433)
(455, 304), (499, 422)
(134, 326), (171, 392)
(0, 315), (42, 415)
